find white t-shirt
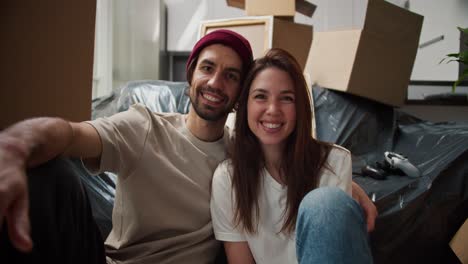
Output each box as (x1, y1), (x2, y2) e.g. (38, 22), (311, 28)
(210, 146), (352, 264)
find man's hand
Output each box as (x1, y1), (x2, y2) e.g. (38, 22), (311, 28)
(0, 136), (33, 252)
(0, 118), (86, 253)
(351, 181), (378, 232)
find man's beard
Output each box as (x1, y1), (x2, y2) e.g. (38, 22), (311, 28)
(190, 86), (234, 122)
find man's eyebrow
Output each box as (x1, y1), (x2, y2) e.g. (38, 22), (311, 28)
(198, 59), (215, 66)
(198, 59), (242, 75)
(226, 67), (242, 75)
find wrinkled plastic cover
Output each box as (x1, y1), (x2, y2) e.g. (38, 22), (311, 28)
(313, 85), (468, 214)
(92, 80), (190, 120)
(313, 85), (468, 262)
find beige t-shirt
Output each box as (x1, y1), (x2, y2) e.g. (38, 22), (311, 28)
(210, 146), (352, 264)
(87, 104), (231, 264)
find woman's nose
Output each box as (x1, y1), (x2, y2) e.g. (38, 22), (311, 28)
(266, 100), (280, 115)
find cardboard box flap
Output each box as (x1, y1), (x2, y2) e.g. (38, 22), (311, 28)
(226, 0), (315, 17)
(308, 30), (361, 91)
(296, 0), (317, 18)
(226, 0), (244, 9)
(350, 36), (410, 106)
(246, 0), (295, 17)
(272, 18), (313, 70)
(307, 0), (423, 106)
(450, 219), (468, 263)
(364, 0), (423, 44)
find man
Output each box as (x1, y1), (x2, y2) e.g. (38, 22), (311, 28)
(0, 30), (376, 263)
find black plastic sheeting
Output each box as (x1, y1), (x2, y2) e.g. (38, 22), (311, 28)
(81, 81), (467, 263)
(91, 80), (190, 120)
(313, 85), (468, 263)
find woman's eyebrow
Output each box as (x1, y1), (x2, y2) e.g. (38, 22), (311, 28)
(249, 88), (268, 94)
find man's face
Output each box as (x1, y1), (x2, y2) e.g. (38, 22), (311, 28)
(189, 44), (243, 122)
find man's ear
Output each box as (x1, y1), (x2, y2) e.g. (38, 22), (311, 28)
(232, 102), (239, 113)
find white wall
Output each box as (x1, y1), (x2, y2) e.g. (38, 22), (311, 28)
(93, 0), (165, 98)
(93, 0), (113, 98)
(166, 0), (243, 51)
(408, 0), (468, 81)
(166, 0), (468, 80)
(113, 0), (165, 89)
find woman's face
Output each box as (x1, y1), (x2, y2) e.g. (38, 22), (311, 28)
(247, 67), (296, 151)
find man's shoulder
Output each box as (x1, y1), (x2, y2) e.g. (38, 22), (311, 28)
(125, 104), (185, 128)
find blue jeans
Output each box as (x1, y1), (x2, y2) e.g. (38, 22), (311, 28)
(296, 187), (373, 264)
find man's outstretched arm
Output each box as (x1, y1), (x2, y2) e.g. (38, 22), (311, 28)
(0, 118), (102, 252)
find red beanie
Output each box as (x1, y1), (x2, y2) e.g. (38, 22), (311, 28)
(186, 29), (253, 78)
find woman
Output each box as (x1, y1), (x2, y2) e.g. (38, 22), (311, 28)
(210, 48), (372, 263)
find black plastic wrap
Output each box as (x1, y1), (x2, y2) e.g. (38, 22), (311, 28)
(92, 80), (190, 120)
(68, 159), (116, 238)
(313, 85), (468, 263)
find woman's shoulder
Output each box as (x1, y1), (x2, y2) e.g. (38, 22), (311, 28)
(325, 144), (351, 168)
(213, 159), (234, 184)
(328, 144), (350, 157)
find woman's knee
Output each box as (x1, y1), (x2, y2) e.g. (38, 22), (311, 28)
(300, 187), (351, 212)
(298, 187), (365, 227)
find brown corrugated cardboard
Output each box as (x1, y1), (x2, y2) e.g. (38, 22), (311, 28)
(246, 0), (295, 17)
(226, 0), (245, 9)
(296, 1), (317, 18)
(450, 219), (468, 263)
(306, 0), (423, 106)
(226, 0), (316, 18)
(200, 16), (312, 70)
(0, 1), (96, 129)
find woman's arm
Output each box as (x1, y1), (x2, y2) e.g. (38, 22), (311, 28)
(224, 241), (256, 264)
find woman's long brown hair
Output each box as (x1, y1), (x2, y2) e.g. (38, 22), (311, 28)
(230, 48), (333, 234)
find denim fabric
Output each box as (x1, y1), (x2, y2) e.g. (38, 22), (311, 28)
(296, 187), (373, 264)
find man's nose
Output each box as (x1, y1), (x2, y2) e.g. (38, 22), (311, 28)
(207, 71), (223, 89)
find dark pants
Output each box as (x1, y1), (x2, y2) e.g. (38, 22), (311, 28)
(0, 158), (106, 264)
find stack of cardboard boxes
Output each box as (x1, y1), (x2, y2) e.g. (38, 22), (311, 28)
(306, 0), (423, 106)
(208, 0), (424, 107)
(201, 0), (315, 70)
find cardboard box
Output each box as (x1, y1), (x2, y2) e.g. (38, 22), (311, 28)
(200, 16), (313, 70)
(226, 0), (316, 18)
(0, 0), (96, 129)
(450, 219), (468, 263)
(246, 0), (295, 17)
(306, 0), (423, 106)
